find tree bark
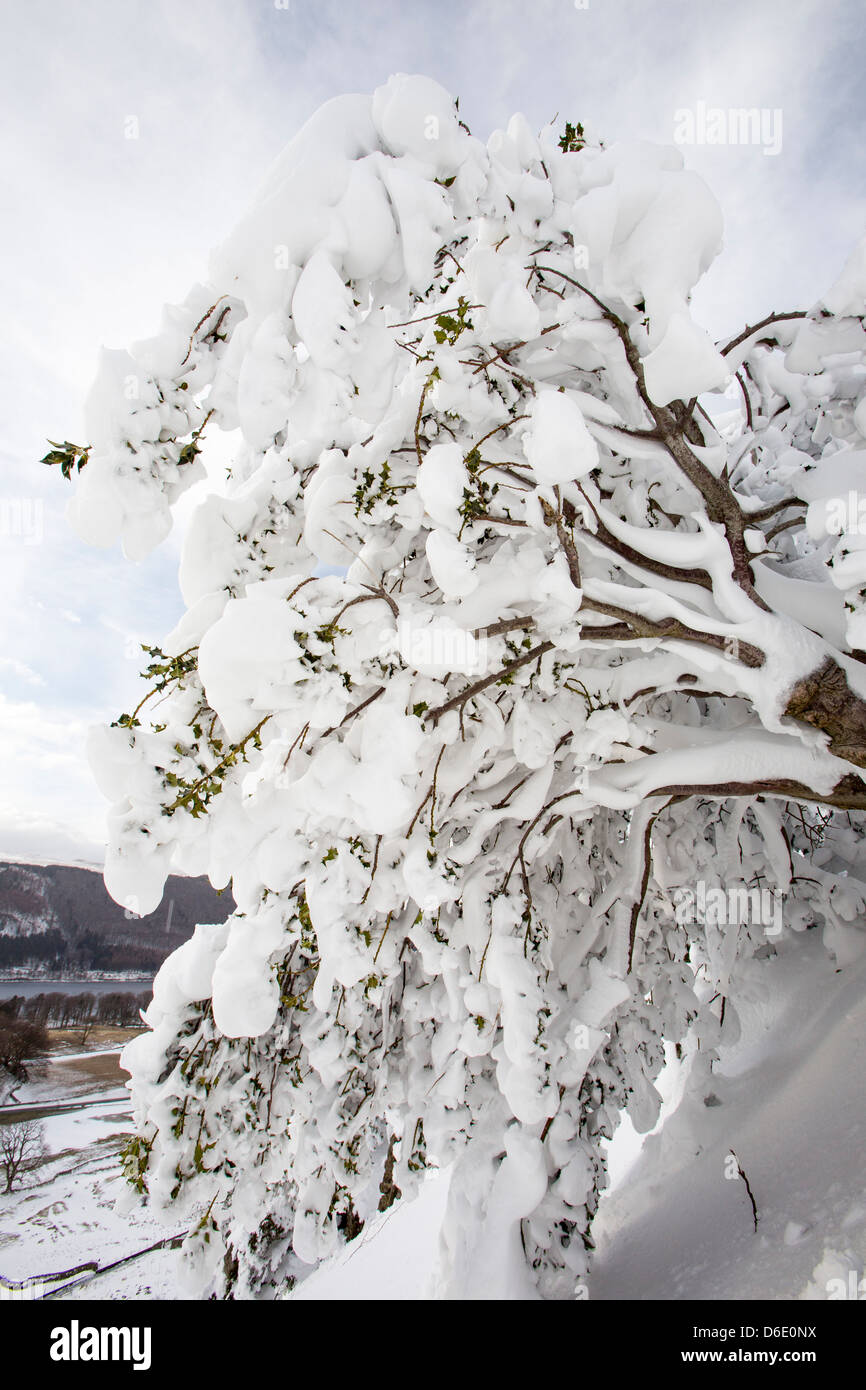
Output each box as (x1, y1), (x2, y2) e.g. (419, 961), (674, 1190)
(785, 658), (866, 771)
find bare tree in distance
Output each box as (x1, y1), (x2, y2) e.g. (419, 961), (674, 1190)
(0, 1121), (46, 1193)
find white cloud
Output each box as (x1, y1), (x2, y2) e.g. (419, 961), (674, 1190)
(0, 693), (107, 863)
(0, 658), (45, 687)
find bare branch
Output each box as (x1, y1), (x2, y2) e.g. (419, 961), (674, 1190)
(427, 641), (554, 726)
(719, 311), (808, 358)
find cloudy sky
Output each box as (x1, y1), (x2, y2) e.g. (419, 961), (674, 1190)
(1, 0), (863, 865)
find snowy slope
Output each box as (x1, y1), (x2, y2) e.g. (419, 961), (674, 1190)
(590, 931), (866, 1301)
(289, 1170), (452, 1301)
(0, 1138), (178, 1298)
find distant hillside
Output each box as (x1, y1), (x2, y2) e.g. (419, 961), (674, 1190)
(0, 860), (234, 978)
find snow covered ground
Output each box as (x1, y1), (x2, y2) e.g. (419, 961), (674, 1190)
(4, 1048), (128, 1110)
(0, 1136), (179, 1299)
(0, 1043), (180, 1299)
(2, 929), (862, 1301)
(590, 930), (866, 1301)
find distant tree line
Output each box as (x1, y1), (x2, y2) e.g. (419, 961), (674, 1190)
(0, 929), (164, 974)
(0, 990), (151, 1030)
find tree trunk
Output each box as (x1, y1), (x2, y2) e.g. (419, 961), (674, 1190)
(785, 658), (866, 774)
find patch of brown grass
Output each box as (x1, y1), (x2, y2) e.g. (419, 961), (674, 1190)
(47, 1025), (146, 1055)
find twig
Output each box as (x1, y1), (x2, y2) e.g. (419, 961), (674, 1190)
(729, 1149), (759, 1231)
(388, 304), (482, 329)
(627, 798), (676, 972)
(180, 297), (229, 365)
(320, 687), (386, 739)
(719, 311), (808, 358)
(426, 641), (554, 726)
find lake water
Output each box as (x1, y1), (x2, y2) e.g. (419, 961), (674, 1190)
(0, 980), (153, 1000)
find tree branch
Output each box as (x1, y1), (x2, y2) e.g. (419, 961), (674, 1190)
(531, 263), (770, 610)
(427, 641), (554, 726)
(720, 311), (808, 359)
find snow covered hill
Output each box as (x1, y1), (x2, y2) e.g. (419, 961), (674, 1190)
(0, 859), (233, 976)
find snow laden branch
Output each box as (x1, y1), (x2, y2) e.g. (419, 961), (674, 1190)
(54, 75), (866, 1298)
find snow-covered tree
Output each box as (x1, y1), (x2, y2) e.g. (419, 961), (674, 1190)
(50, 76), (866, 1299)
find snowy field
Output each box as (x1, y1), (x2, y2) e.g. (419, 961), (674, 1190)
(0, 1132), (180, 1299)
(0, 1041), (180, 1299)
